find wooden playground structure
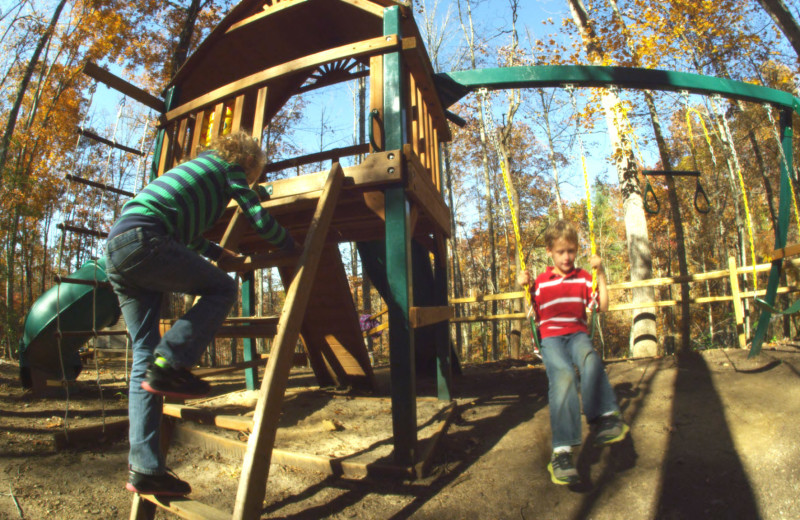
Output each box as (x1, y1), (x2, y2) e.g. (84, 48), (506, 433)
(19, 0), (800, 519)
(99, 1), (456, 518)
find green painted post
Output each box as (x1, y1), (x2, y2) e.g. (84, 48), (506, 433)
(434, 148), (452, 400)
(383, 5), (416, 466)
(148, 87), (176, 182)
(241, 272), (258, 389)
(434, 245), (451, 401)
(750, 108), (794, 357)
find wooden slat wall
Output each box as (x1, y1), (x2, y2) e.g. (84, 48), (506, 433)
(156, 94), (265, 176)
(404, 63), (441, 191)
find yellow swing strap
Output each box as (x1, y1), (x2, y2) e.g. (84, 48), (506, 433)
(568, 86), (600, 335)
(497, 146), (542, 355)
(715, 97), (758, 291)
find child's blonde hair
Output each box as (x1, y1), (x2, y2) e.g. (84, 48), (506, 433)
(544, 219), (579, 249)
(203, 130), (266, 173)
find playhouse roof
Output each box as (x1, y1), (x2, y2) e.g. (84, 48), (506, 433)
(169, 0), (406, 104)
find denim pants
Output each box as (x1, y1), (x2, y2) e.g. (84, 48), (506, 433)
(105, 227), (237, 475)
(540, 332), (620, 449)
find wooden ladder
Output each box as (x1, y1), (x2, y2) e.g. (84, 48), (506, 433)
(131, 162), (344, 520)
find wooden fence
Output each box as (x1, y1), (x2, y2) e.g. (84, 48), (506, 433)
(449, 257), (800, 350)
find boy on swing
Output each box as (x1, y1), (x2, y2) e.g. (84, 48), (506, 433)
(518, 219), (628, 485)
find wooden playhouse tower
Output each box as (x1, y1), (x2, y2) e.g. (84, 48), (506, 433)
(123, 0), (455, 517)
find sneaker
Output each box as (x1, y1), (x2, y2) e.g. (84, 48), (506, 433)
(126, 469), (191, 496)
(595, 412), (630, 446)
(141, 362), (210, 399)
(547, 451), (579, 485)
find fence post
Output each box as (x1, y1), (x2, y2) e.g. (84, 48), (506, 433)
(728, 256), (747, 349)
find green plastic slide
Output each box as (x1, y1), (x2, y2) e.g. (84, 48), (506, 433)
(19, 257), (121, 387)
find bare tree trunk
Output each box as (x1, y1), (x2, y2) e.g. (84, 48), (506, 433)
(170, 0), (204, 78)
(568, 0), (658, 357)
(604, 0), (689, 354)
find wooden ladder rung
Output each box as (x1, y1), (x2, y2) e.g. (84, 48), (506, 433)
(77, 128), (144, 156)
(66, 173), (135, 197)
(162, 403), (252, 432)
(56, 223), (108, 239)
(139, 494), (229, 520)
(641, 169), (701, 177)
(220, 249), (301, 272)
(191, 357), (269, 377)
(53, 275), (111, 288)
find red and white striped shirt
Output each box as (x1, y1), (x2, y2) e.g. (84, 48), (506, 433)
(533, 266), (594, 339)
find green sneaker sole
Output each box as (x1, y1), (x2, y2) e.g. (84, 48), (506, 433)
(547, 462), (579, 485)
(595, 422), (630, 446)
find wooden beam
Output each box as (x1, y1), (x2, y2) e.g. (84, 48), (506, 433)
(728, 256), (747, 349)
(82, 61), (165, 113)
(234, 150), (400, 207)
(162, 404), (253, 432)
(263, 143), (369, 174)
(340, 0), (385, 17)
(770, 243), (800, 261)
(226, 0), (308, 33)
(77, 128), (144, 156)
(139, 495), (229, 520)
(65, 173), (135, 198)
(409, 305), (452, 328)
(404, 145), (451, 237)
(164, 35), (400, 124)
(189, 110), (205, 154)
(252, 86), (268, 137)
(221, 249), (301, 272)
(414, 403), (457, 478)
(233, 163), (344, 520)
(369, 54), (384, 152)
(56, 223), (107, 239)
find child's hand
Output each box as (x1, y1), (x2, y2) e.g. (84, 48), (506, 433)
(589, 255), (604, 273)
(517, 269), (532, 287)
(216, 248), (246, 273)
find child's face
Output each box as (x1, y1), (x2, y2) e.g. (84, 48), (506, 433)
(244, 161), (262, 185)
(546, 237), (578, 276)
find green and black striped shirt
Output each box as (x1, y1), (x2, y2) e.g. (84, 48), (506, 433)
(110, 151), (289, 259)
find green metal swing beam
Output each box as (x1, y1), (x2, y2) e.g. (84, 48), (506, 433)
(433, 65), (800, 357)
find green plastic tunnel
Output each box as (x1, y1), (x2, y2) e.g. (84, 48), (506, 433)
(19, 257), (121, 387)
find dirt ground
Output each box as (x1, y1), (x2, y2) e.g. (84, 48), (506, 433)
(1, 343), (799, 520)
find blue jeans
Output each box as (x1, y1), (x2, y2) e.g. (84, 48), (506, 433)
(105, 227), (237, 475)
(540, 332), (620, 449)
